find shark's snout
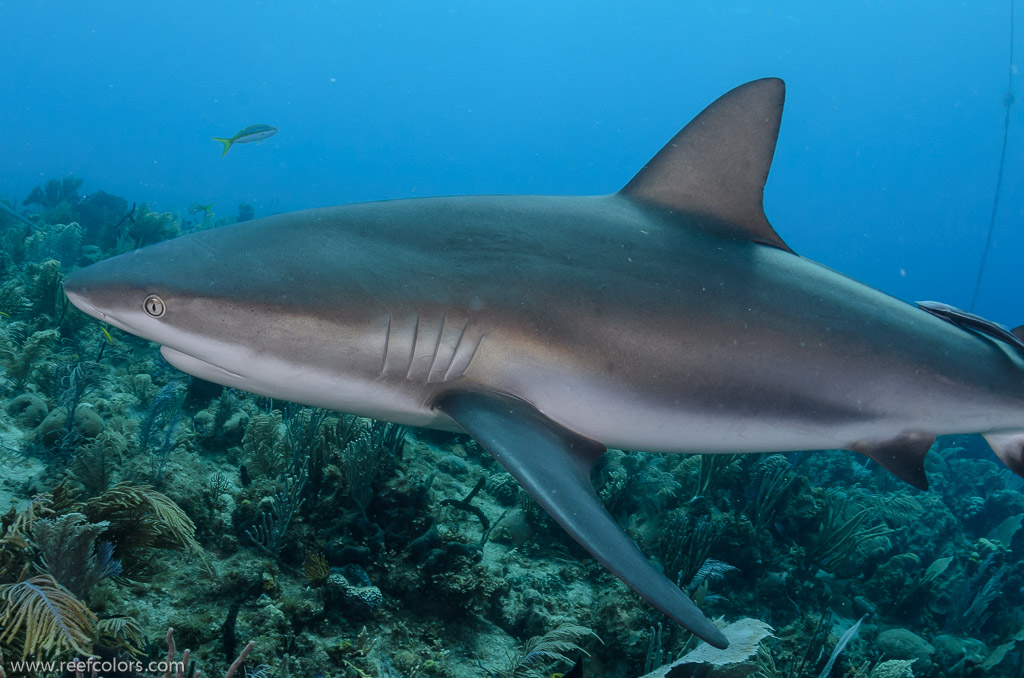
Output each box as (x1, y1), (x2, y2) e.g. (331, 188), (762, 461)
(62, 268), (104, 320)
(62, 260), (144, 336)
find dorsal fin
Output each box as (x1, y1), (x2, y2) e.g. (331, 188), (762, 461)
(621, 78), (793, 253)
(916, 300), (1024, 353)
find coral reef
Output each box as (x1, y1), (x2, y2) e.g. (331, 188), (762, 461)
(1, 177), (1023, 677)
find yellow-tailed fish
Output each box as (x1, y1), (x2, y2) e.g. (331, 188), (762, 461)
(189, 202), (216, 217)
(211, 124), (278, 157)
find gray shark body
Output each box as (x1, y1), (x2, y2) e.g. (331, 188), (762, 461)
(64, 79), (1024, 648)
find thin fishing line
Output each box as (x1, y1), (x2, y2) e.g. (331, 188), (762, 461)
(971, 0), (1016, 311)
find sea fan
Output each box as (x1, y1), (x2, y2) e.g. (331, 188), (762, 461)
(0, 574), (96, 659)
(71, 430), (130, 496)
(31, 512), (120, 596)
(86, 482), (201, 555)
(97, 616), (146, 659)
(242, 411), (289, 478)
(84, 482), (203, 578)
(0, 327), (59, 387)
(688, 558), (739, 591)
(501, 624), (601, 678)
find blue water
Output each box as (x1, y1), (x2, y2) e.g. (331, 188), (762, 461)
(1, 1), (1021, 322)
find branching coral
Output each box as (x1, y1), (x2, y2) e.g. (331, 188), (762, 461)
(0, 481), (172, 667)
(804, 488), (893, 574)
(159, 627), (254, 678)
(657, 511), (723, 588)
(25, 259), (66, 324)
(136, 382), (184, 453)
(0, 325), (59, 388)
(46, 362), (101, 457)
(71, 430), (130, 496)
(73, 190), (129, 249)
(70, 628), (255, 678)
(84, 482), (203, 578)
(497, 623), (600, 678)
(31, 512), (121, 597)
(596, 451), (680, 521)
(23, 177), (84, 212)
(25, 222), (83, 269)
(246, 467), (307, 558)
(343, 423), (405, 517)
(0, 279), (28, 318)
(0, 574), (96, 660)
(751, 456), (796, 532)
(695, 453), (739, 498)
(283, 405), (352, 510)
(243, 410), (289, 479)
(95, 616), (146, 659)
(1, 481), (80, 542)
(127, 206), (179, 247)
(22, 178), (83, 226)
(943, 552), (1008, 634)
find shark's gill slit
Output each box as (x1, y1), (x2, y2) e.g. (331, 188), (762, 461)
(441, 318), (470, 383)
(406, 311), (420, 381)
(380, 312), (392, 378)
(427, 312), (447, 378)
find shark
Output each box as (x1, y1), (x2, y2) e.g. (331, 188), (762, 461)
(63, 78), (1024, 649)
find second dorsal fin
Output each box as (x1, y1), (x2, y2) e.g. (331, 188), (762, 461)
(621, 78), (793, 253)
(916, 300), (1024, 353)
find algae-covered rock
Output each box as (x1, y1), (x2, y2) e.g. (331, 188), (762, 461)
(932, 634), (965, 664)
(493, 508), (533, 547)
(2, 328), (59, 386)
(865, 552), (920, 610)
(129, 207), (180, 247)
(869, 659), (915, 678)
(878, 628), (934, 671)
(35, 404), (104, 448)
(329, 573), (385, 622)
(485, 472), (520, 506)
(437, 454), (469, 477)
(931, 633), (988, 671)
(6, 393), (48, 426)
(193, 396), (248, 450)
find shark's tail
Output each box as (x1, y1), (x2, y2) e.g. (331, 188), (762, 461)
(211, 137), (234, 157)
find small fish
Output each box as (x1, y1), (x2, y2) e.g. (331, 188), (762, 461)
(100, 325), (116, 345)
(211, 124), (278, 157)
(189, 202), (215, 217)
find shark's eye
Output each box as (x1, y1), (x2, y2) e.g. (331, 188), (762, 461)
(143, 294), (166, 318)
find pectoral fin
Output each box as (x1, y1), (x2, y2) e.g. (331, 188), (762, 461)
(436, 390), (729, 649)
(851, 432), (935, 490)
(983, 432), (1024, 479)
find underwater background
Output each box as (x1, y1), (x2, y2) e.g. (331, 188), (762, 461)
(2, 1), (1024, 677)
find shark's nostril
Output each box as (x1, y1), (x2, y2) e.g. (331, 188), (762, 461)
(62, 277), (82, 297)
(64, 289), (99, 318)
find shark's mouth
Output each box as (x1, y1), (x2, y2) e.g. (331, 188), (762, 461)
(63, 290), (136, 335)
(160, 346), (246, 384)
